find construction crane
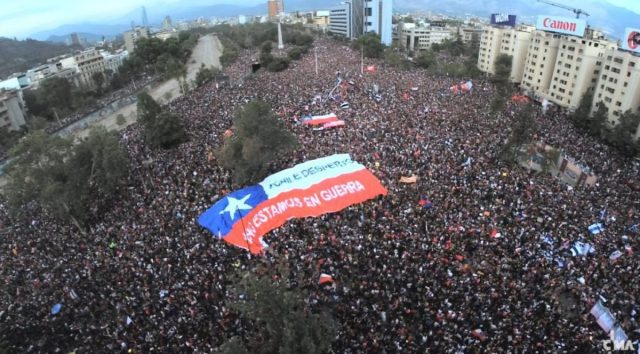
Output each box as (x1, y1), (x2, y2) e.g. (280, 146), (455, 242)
(537, 0), (590, 18)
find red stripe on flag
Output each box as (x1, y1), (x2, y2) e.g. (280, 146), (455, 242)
(224, 169), (387, 253)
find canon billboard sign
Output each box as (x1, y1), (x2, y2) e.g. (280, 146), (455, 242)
(536, 15), (586, 37)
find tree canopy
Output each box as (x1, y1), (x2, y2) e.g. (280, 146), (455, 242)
(217, 268), (337, 354)
(136, 92), (186, 149)
(4, 127), (129, 230)
(217, 101), (297, 184)
(353, 33), (385, 59)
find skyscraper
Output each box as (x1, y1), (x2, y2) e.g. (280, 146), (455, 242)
(163, 16), (173, 30)
(268, 0), (284, 19)
(363, 0), (392, 45)
(142, 6), (149, 30)
(70, 32), (81, 46)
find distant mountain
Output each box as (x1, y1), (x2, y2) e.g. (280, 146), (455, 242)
(30, 23), (131, 42)
(0, 37), (76, 79)
(45, 32), (112, 44)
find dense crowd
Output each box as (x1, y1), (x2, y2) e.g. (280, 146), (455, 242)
(1, 37), (639, 353)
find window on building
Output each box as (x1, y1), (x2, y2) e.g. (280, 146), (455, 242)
(365, 7), (372, 16)
(624, 82), (628, 87)
(614, 57), (623, 64)
(607, 55), (612, 60)
(616, 101), (622, 107)
(630, 62), (636, 67)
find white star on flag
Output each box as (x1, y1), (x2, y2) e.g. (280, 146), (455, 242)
(220, 194), (253, 220)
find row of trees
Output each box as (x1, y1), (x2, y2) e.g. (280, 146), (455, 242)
(4, 91), (188, 230)
(215, 23), (314, 69)
(24, 30), (202, 125)
(350, 31), (482, 79)
(23, 77), (99, 121)
(570, 92), (640, 156)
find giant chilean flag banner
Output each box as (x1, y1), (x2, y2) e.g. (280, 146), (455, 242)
(198, 154), (387, 253)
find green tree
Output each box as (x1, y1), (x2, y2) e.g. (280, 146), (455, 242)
(217, 101), (297, 184)
(195, 64), (220, 87)
(384, 48), (409, 69)
(541, 147), (561, 173)
(148, 112), (187, 149)
(137, 92), (186, 148)
(137, 92), (163, 128)
(5, 128), (129, 231)
(493, 54), (513, 88)
(415, 50), (435, 69)
(26, 77), (75, 119)
(569, 91), (594, 131)
(116, 114), (127, 125)
(91, 71), (105, 93)
(259, 51), (274, 67)
(501, 105), (537, 164)
(288, 47), (303, 60)
(266, 57), (290, 72)
(353, 33), (385, 59)
(261, 41), (273, 54)
(589, 100), (608, 137)
(467, 32), (480, 58)
(610, 110), (640, 156)
(218, 269), (337, 354)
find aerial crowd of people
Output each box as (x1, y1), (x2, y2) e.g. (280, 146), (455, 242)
(1, 36), (639, 353)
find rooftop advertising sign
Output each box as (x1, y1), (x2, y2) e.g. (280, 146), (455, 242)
(490, 14), (517, 27)
(621, 28), (640, 54)
(536, 15), (586, 37)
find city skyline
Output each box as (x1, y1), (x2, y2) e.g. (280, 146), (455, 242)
(1, 0), (639, 39)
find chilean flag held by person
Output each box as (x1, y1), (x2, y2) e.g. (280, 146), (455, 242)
(198, 154), (388, 254)
(303, 113), (340, 126)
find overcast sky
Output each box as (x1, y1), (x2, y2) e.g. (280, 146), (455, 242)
(0, 0), (639, 39)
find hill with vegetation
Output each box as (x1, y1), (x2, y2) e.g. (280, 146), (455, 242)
(0, 37), (76, 79)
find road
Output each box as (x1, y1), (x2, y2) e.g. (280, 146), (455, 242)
(75, 34), (223, 139)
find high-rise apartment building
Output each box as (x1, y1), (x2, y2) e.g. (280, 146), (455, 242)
(521, 31), (563, 95)
(59, 49), (107, 88)
(123, 27), (150, 54)
(478, 18), (533, 83)
(0, 90), (27, 131)
(329, 6), (352, 38)
(397, 24), (452, 52)
(546, 30), (614, 109)
(364, 0), (393, 45)
(329, 0), (391, 44)
(591, 49), (640, 129)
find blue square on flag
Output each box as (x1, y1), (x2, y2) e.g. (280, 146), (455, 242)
(198, 185), (267, 238)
